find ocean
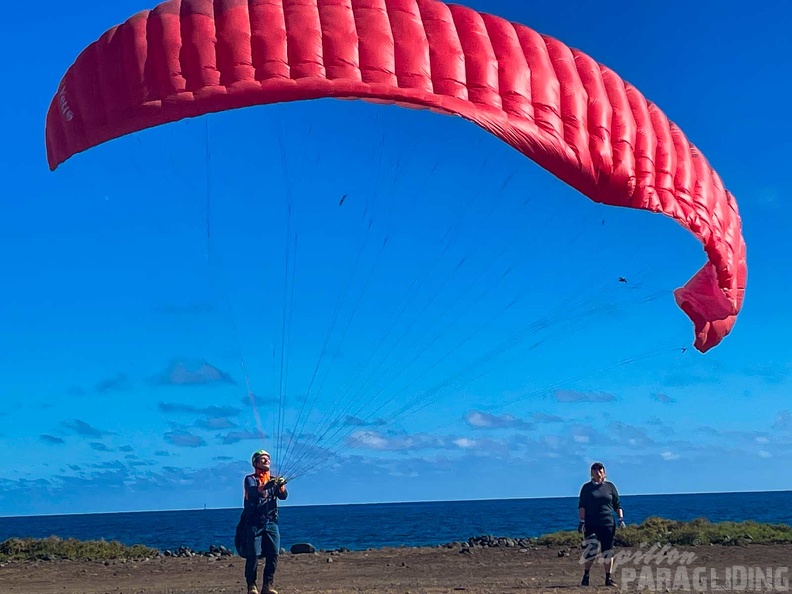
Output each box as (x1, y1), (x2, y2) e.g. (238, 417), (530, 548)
(1, 491), (790, 553)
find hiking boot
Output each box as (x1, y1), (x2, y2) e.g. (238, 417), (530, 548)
(261, 584), (278, 594)
(247, 584), (259, 594)
(581, 573), (590, 586)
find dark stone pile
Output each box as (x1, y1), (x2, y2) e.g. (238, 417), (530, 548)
(157, 536), (546, 559)
(289, 536), (543, 555)
(462, 535), (538, 549)
(161, 545), (234, 558)
(428, 535), (542, 554)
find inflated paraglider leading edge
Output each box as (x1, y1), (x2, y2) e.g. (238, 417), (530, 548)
(44, 0), (746, 352)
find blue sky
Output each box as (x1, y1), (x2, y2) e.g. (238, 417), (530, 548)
(1, 0), (791, 517)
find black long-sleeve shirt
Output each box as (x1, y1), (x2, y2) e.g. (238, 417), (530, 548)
(578, 480), (621, 527)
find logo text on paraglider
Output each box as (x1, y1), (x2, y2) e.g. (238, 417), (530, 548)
(58, 86), (74, 122)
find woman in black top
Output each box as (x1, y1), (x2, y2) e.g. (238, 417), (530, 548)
(577, 461), (626, 586)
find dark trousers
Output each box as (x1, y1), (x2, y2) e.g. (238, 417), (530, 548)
(582, 524), (616, 561)
(244, 520), (280, 586)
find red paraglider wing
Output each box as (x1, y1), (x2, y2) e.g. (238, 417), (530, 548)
(44, 0), (747, 353)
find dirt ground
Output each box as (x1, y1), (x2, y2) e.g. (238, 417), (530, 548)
(1, 544), (789, 594)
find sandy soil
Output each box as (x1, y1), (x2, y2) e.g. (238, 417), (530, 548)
(2, 544), (789, 594)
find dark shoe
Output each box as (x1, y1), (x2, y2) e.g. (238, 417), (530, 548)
(581, 573), (590, 586)
(606, 575), (617, 587)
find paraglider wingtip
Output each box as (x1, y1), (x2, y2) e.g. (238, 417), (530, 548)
(46, 150), (59, 172)
(674, 291), (736, 355)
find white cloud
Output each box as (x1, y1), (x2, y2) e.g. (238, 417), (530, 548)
(348, 430), (389, 450)
(555, 390), (615, 403)
(464, 410), (532, 430)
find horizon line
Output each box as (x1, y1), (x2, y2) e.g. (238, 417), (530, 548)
(2, 487), (790, 520)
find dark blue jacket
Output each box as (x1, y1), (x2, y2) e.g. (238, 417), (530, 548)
(243, 474), (288, 524)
